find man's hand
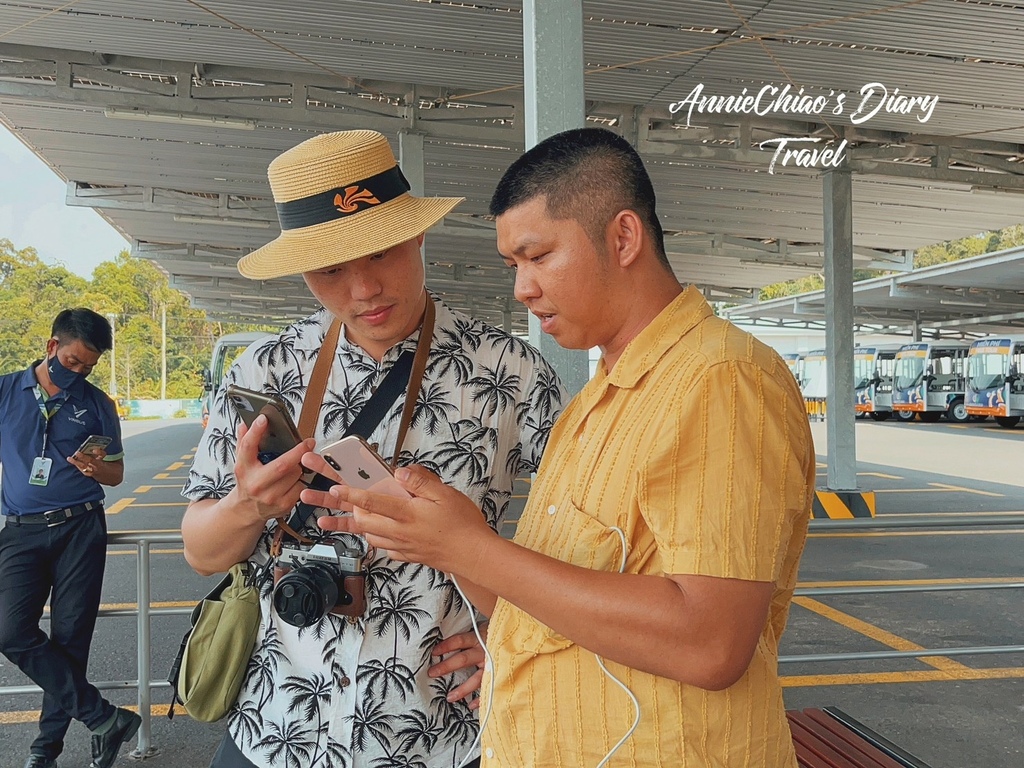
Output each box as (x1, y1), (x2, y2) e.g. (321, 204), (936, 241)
(234, 414), (315, 523)
(321, 464), (497, 574)
(297, 452), (358, 533)
(67, 447), (105, 477)
(429, 624), (488, 710)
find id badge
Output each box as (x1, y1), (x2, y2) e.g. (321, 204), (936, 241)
(29, 457), (53, 486)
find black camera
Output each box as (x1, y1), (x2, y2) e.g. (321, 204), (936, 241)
(272, 542), (367, 627)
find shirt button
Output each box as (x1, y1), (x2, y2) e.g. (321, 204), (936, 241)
(340, 676), (350, 687)
(485, 747), (494, 759)
(547, 505), (556, 516)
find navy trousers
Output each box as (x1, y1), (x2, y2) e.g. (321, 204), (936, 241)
(0, 507), (114, 759)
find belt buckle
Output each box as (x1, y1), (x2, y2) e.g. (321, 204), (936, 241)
(43, 509), (67, 527)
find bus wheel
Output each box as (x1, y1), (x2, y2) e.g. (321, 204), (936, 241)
(995, 416), (1021, 429)
(895, 410), (917, 422)
(869, 411), (891, 421)
(947, 399), (971, 423)
(919, 411), (943, 423)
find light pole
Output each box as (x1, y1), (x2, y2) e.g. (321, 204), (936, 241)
(106, 312), (117, 397)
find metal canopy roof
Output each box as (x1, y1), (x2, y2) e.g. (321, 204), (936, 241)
(723, 243), (1024, 336)
(2, 1), (1024, 329)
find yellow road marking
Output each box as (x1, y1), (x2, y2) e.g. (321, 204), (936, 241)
(107, 528), (180, 534)
(180, 454), (194, 460)
(782, 667), (1024, 688)
(105, 497), (134, 515)
(106, 548), (184, 556)
(810, 528), (1024, 538)
(793, 597), (970, 673)
(153, 473), (188, 480)
(798, 576), (1024, 588)
(0, 703), (185, 725)
(875, 484), (1004, 497)
(929, 482), (1004, 497)
(134, 486), (151, 493)
(949, 425), (968, 429)
(167, 461), (184, 470)
(126, 502), (187, 508)
(858, 472), (904, 480)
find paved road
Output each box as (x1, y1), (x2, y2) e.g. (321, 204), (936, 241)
(0, 417), (1021, 767)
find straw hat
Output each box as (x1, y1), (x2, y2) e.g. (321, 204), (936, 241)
(238, 130), (464, 279)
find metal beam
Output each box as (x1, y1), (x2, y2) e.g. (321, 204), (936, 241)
(823, 165), (858, 492)
(522, 0), (589, 395)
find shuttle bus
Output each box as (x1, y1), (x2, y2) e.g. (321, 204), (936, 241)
(201, 331), (272, 428)
(854, 344), (912, 421)
(965, 337), (1024, 428)
(891, 341), (970, 423)
(782, 352), (804, 387)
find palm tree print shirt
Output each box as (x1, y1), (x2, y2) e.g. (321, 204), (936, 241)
(183, 294), (565, 768)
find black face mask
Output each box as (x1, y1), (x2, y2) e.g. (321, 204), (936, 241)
(48, 352), (85, 391)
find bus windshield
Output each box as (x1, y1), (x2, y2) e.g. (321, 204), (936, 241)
(853, 355), (876, 390)
(970, 352), (1006, 391)
(894, 355), (925, 391)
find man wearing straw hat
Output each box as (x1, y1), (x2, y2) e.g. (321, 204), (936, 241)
(181, 130), (565, 768)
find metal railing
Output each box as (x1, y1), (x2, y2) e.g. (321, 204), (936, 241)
(1, 517), (1021, 757)
(781, 514), (1024, 666)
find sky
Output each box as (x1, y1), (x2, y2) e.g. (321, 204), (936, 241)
(1, 124), (129, 280)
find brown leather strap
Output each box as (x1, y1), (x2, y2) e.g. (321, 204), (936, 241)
(388, 294), (434, 468)
(298, 317), (341, 440)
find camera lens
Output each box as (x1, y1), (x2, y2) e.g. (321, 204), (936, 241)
(273, 562), (342, 627)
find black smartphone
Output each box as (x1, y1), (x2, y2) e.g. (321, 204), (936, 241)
(225, 385), (303, 464)
(75, 434), (112, 457)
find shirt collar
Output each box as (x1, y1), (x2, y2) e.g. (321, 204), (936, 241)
(603, 284), (712, 390)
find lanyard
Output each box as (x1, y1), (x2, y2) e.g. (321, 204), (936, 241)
(33, 385), (64, 458)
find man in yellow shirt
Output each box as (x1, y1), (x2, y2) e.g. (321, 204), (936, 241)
(307, 127), (815, 766)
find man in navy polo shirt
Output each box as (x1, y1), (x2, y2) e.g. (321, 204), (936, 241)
(0, 308), (141, 768)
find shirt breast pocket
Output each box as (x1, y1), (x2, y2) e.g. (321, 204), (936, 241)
(515, 500), (625, 655)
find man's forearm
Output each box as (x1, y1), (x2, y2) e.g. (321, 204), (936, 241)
(95, 459), (124, 487)
(456, 535), (765, 689)
(182, 491), (267, 575)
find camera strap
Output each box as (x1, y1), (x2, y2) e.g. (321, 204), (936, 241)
(273, 294), (435, 547)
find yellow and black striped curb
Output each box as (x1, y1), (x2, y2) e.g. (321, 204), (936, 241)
(811, 490), (877, 519)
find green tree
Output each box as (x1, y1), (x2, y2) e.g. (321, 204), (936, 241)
(1, 240), (277, 403)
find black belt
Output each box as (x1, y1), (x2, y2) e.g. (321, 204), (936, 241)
(5, 501), (103, 527)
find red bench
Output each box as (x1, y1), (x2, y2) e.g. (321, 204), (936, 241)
(789, 708), (934, 768)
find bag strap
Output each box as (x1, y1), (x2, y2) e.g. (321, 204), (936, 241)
(274, 294), (435, 544)
(298, 317), (341, 440)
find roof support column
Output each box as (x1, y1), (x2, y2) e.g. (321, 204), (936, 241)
(399, 129), (427, 266)
(523, 0), (589, 395)
(823, 166), (858, 491)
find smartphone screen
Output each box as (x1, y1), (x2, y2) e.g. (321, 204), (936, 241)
(319, 436), (411, 499)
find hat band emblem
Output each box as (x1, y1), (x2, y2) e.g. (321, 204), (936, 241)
(275, 165), (411, 231)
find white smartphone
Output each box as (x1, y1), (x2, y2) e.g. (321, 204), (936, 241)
(75, 434), (112, 457)
(318, 435), (411, 499)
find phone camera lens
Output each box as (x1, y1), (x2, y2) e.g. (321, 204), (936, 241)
(325, 456), (340, 470)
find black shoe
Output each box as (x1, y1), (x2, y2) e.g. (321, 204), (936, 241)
(90, 707), (141, 768)
(23, 756), (57, 768)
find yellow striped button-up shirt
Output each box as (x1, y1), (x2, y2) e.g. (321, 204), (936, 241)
(482, 285), (814, 767)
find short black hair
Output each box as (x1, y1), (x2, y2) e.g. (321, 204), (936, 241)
(51, 308), (113, 354)
(490, 127), (669, 268)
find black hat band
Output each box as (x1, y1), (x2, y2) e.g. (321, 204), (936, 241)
(275, 165), (411, 231)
